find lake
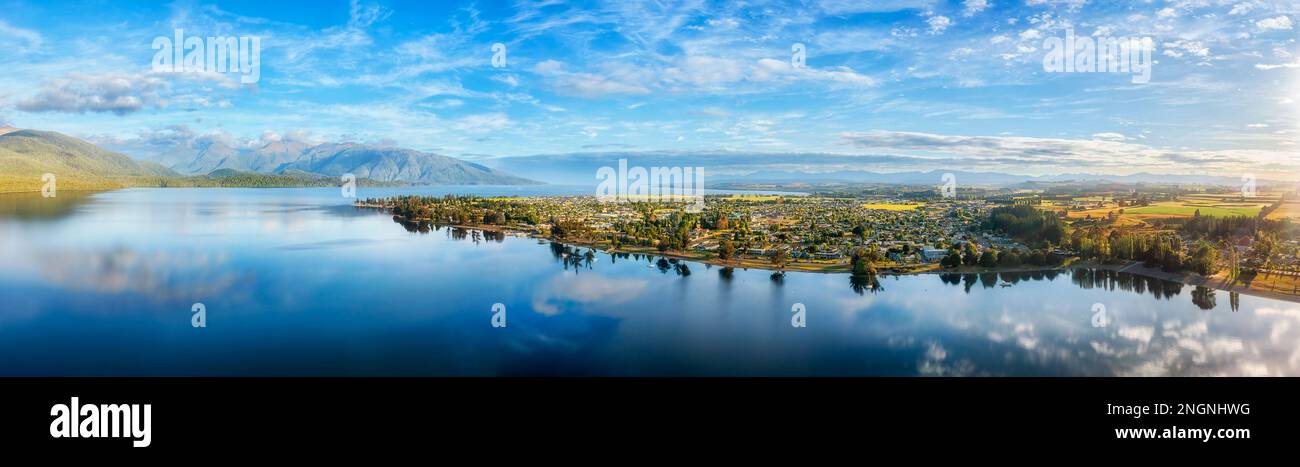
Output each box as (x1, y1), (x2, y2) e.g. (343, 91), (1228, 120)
(1, 188), (1296, 376)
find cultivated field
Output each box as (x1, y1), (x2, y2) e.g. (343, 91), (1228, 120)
(861, 202), (923, 211)
(1266, 201), (1300, 221)
(1123, 202), (1266, 218)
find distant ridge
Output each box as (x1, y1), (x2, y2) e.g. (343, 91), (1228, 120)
(486, 152), (1291, 188)
(0, 130), (412, 193)
(137, 138), (540, 186)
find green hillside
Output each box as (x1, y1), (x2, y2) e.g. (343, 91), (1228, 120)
(0, 129), (405, 192)
(0, 129), (181, 192)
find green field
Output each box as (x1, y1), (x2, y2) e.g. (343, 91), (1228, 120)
(1125, 203), (1264, 217)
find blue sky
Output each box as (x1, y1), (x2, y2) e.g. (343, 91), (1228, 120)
(1, 0), (1297, 179)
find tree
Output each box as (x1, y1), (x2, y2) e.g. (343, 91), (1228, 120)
(769, 248), (790, 273)
(979, 249), (998, 268)
(850, 248), (879, 275)
(1220, 239), (1240, 281)
(962, 242), (980, 266)
(1189, 241), (1219, 276)
(941, 251), (963, 268)
(718, 238), (735, 261)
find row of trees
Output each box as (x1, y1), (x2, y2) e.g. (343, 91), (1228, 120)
(984, 205), (1067, 247)
(938, 244), (1065, 269)
(1066, 228), (1222, 274)
(1178, 215), (1289, 242)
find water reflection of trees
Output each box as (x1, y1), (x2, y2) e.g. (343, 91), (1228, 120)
(650, 257), (691, 276)
(390, 217), (505, 243)
(933, 268), (1251, 311)
(549, 242), (593, 272)
(849, 274), (882, 295)
(1191, 286), (1216, 310)
(938, 269), (1198, 301)
(941, 272), (1060, 288)
(719, 266), (734, 282)
(1069, 269), (1184, 301)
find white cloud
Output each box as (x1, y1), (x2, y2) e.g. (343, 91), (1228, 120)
(839, 129), (1299, 177)
(1162, 40), (1210, 59)
(1257, 16), (1293, 31)
(490, 74), (520, 87)
(1255, 59), (1300, 70)
(16, 72), (167, 115)
(663, 56), (747, 86)
(1025, 0), (1089, 11)
(531, 60), (652, 98)
(1119, 326), (1155, 344)
(963, 0), (991, 17)
(818, 0), (937, 15)
(927, 15), (953, 35)
(0, 20), (42, 48)
(452, 113), (512, 132)
(1091, 132), (1126, 141)
(752, 58), (876, 86)
(347, 0), (390, 28)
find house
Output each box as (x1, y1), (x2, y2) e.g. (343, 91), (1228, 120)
(920, 248), (948, 263)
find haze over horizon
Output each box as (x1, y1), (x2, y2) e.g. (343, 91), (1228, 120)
(1, 0), (1297, 180)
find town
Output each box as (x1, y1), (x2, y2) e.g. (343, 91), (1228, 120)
(359, 183), (1300, 301)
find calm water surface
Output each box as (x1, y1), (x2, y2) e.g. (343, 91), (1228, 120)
(1, 188), (1297, 376)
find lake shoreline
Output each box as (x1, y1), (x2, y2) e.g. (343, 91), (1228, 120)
(374, 207), (1300, 304)
(1083, 261), (1300, 305)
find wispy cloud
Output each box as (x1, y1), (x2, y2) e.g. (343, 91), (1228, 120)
(0, 0), (1294, 178)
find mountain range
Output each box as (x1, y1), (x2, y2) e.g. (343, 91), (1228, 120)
(133, 137), (538, 185)
(483, 151), (1288, 188)
(6, 127), (1286, 193)
(0, 128), (537, 192)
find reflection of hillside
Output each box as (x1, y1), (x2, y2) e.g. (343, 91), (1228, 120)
(0, 191), (100, 221)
